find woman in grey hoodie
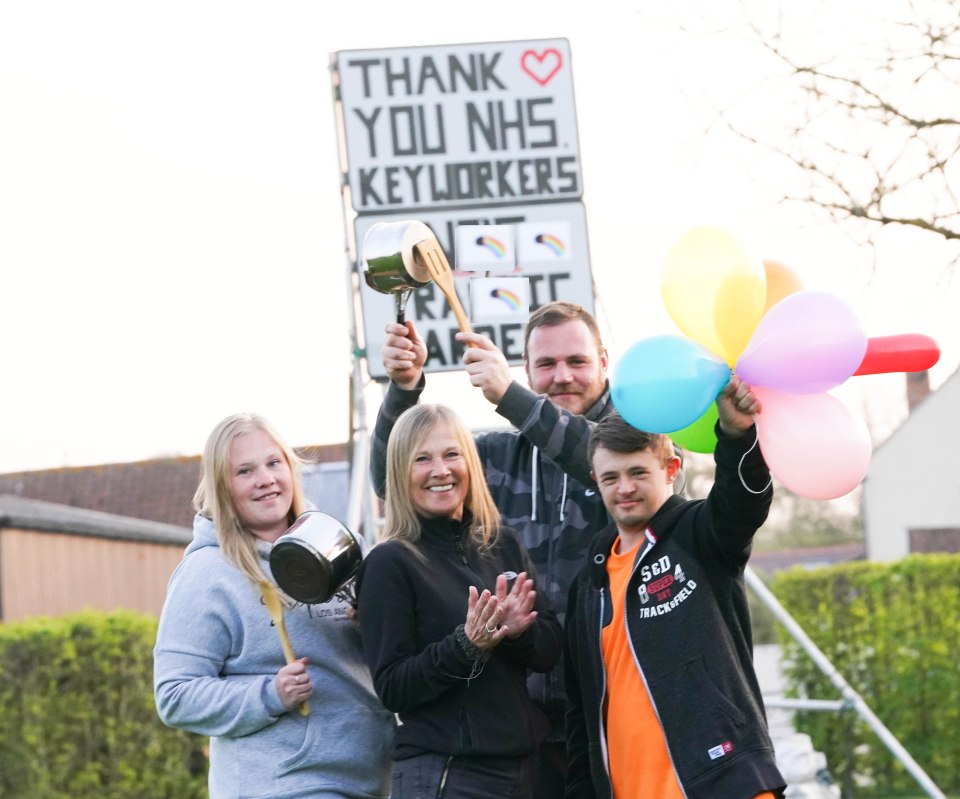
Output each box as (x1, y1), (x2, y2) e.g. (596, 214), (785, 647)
(154, 413), (395, 799)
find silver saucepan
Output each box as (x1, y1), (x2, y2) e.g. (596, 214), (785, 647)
(361, 220), (434, 323)
(362, 219), (474, 336)
(269, 511), (364, 605)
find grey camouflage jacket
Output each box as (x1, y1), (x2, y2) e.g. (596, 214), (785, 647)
(371, 377), (612, 739)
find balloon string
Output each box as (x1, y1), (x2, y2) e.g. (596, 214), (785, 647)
(738, 425), (772, 496)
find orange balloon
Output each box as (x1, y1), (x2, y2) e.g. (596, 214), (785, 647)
(762, 259), (804, 314)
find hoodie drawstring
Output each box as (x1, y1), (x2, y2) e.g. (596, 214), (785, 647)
(531, 446), (539, 522)
(560, 472), (568, 523)
(530, 446), (568, 522)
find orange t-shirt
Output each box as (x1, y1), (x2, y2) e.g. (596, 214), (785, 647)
(602, 536), (776, 799)
(602, 537), (684, 799)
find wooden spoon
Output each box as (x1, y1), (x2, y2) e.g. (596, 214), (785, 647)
(260, 580), (310, 716)
(413, 236), (473, 336)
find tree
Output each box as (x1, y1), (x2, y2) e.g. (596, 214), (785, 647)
(720, 0), (960, 258)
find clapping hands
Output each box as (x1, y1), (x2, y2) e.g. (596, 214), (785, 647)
(495, 571), (538, 640)
(464, 572), (538, 651)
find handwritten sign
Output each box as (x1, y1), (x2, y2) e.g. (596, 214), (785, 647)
(355, 202), (594, 379)
(333, 39), (582, 211)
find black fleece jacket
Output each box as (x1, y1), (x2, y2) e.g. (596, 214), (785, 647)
(564, 426), (787, 799)
(371, 378), (613, 739)
(356, 515), (563, 760)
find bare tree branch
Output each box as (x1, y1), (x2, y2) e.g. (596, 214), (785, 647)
(726, 1), (960, 248)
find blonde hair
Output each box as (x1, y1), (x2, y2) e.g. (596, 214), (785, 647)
(382, 404), (500, 552)
(193, 413), (308, 585)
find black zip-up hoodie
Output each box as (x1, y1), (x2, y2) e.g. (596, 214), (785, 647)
(372, 378), (613, 739)
(356, 514), (563, 760)
(564, 427), (787, 799)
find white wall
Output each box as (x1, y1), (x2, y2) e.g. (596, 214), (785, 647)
(862, 370), (960, 561)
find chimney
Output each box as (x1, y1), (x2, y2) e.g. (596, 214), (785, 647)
(906, 370), (931, 412)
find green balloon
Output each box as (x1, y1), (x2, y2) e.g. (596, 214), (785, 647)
(669, 404), (718, 453)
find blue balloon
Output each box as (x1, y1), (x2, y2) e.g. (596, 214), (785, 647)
(611, 335), (731, 433)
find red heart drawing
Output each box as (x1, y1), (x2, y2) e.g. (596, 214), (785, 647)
(520, 49), (563, 86)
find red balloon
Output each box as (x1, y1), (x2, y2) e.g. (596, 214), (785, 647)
(853, 334), (940, 375)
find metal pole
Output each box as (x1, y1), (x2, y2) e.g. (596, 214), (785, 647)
(764, 698), (848, 712)
(342, 258), (379, 545)
(745, 565), (947, 799)
(331, 50), (378, 545)
(344, 353), (369, 539)
(340, 211), (370, 539)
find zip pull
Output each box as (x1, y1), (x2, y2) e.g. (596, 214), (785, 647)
(454, 532), (468, 565)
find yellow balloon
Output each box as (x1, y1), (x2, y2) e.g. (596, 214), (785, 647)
(660, 227), (766, 366)
(763, 259), (804, 314)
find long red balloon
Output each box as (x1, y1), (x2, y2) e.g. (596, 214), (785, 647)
(853, 334), (940, 375)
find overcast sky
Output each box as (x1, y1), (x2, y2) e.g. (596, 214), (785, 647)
(1, 0), (956, 474)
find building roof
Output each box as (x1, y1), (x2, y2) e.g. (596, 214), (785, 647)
(0, 443), (351, 529)
(867, 366), (959, 461)
(0, 494), (191, 545)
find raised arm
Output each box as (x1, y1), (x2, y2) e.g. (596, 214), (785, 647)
(370, 321), (427, 497)
(497, 382), (598, 486)
(703, 376), (773, 566)
(458, 330), (599, 485)
(381, 321), (426, 390)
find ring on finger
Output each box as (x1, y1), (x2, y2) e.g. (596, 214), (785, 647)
(485, 624), (497, 634)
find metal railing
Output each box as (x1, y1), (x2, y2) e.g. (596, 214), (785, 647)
(746, 566), (947, 799)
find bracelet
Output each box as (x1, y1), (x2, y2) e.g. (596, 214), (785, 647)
(452, 624), (489, 685)
(454, 623), (486, 661)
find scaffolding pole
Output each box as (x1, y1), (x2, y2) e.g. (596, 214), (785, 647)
(345, 348), (372, 541)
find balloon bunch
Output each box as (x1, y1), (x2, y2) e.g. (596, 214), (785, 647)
(611, 226), (940, 500)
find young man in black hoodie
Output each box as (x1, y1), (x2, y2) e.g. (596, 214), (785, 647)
(564, 376), (786, 799)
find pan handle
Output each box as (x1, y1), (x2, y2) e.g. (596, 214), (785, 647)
(395, 289), (412, 324)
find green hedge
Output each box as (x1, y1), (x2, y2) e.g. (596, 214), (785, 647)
(0, 610), (207, 799)
(772, 555), (960, 797)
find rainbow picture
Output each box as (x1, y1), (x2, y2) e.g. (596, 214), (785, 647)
(491, 288), (524, 311)
(470, 276), (530, 320)
(476, 236), (508, 258)
(534, 233), (566, 256)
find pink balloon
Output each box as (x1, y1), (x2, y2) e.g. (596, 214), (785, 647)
(753, 386), (872, 500)
(736, 291), (867, 394)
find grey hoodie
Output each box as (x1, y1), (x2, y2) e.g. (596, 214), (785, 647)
(154, 513), (395, 799)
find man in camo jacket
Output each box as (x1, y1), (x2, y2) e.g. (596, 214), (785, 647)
(371, 301), (613, 799)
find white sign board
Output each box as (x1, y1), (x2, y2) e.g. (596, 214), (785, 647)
(356, 202), (593, 379)
(334, 39), (582, 212)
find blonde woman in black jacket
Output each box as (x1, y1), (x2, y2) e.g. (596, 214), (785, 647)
(357, 403), (563, 799)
